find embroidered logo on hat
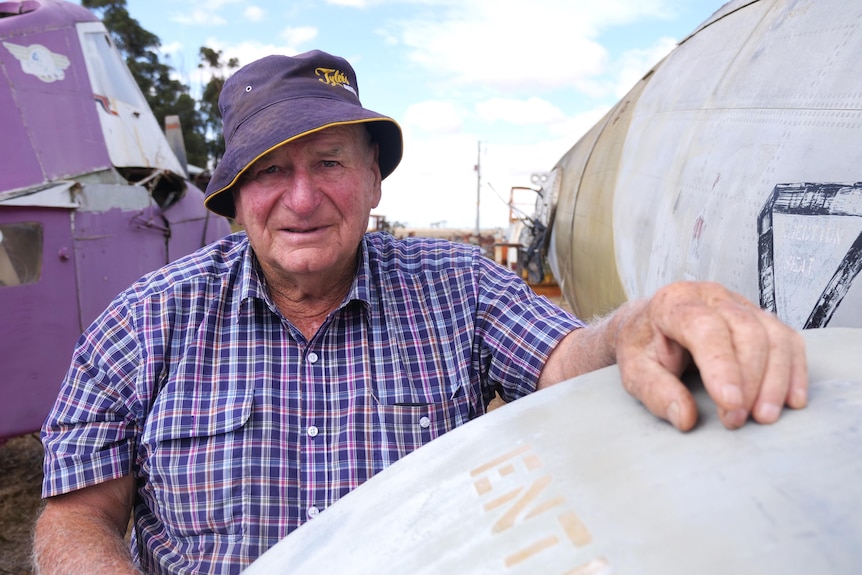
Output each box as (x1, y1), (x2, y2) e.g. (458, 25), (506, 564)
(316, 67), (357, 96)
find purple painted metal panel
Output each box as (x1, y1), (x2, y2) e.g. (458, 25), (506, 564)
(0, 206), (79, 439)
(0, 0), (109, 193)
(72, 206), (167, 327)
(2, 32), (108, 186)
(0, 60), (44, 192)
(164, 186), (232, 261)
(0, 1), (235, 441)
(14, 33), (108, 181)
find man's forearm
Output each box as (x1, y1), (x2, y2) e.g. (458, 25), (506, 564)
(33, 503), (140, 575)
(537, 299), (644, 390)
(33, 475), (139, 575)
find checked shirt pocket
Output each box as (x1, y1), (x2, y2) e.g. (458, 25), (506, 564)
(373, 394), (470, 459)
(141, 384), (255, 538)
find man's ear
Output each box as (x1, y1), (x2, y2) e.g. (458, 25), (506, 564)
(370, 142), (383, 208)
(231, 187), (244, 226)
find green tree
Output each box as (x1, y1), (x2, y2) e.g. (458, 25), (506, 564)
(198, 47), (239, 170)
(81, 0), (208, 168)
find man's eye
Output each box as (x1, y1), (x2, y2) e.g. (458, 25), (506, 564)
(251, 165), (282, 182)
(320, 160), (340, 168)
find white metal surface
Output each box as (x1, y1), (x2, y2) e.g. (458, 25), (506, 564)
(243, 328), (862, 575)
(547, 0), (862, 328)
(76, 22), (185, 175)
(616, 0), (862, 328)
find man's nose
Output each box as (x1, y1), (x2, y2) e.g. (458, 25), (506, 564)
(280, 169), (321, 214)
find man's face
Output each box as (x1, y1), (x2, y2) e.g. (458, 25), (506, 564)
(233, 125), (382, 287)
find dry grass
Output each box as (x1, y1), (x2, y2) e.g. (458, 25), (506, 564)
(0, 434), (43, 575)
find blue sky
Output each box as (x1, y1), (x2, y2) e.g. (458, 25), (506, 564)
(73, 0), (726, 229)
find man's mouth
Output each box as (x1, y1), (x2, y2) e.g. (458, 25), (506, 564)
(284, 226), (323, 234)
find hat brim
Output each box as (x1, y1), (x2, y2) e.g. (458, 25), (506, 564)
(205, 97), (403, 219)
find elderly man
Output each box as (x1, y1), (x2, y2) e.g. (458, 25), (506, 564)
(33, 50), (806, 574)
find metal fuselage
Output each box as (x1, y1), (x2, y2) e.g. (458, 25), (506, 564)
(535, 0), (862, 327)
(0, 0), (231, 441)
(244, 328), (862, 575)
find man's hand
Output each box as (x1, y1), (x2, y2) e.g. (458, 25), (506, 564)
(614, 282), (808, 431)
(538, 281), (808, 431)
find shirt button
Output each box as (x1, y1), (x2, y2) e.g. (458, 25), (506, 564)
(307, 352), (319, 364)
(307, 506), (320, 519)
(419, 416), (431, 429)
(307, 425), (319, 437)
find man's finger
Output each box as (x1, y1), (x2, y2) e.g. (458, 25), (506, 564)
(649, 289), (752, 415)
(620, 358), (700, 431)
(647, 283), (801, 429)
(751, 320), (807, 422)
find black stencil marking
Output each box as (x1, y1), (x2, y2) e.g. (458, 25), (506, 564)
(757, 182), (862, 328)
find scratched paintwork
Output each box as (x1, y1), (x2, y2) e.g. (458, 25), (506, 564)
(758, 183), (862, 328)
(540, 0), (862, 328)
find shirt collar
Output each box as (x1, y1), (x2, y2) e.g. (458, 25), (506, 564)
(238, 233), (375, 317)
(237, 234), (275, 309)
(347, 236), (373, 309)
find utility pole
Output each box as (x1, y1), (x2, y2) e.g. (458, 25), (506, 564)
(475, 140), (481, 237)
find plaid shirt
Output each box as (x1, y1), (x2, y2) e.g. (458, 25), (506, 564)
(42, 232), (582, 574)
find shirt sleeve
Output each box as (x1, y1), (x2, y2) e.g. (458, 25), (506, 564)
(473, 255), (585, 402)
(41, 293), (143, 498)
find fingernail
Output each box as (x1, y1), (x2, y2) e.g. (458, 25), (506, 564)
(667, 401), (682, 429)
(722, 384), (743, 408)
(791, 386), (808, 408)
(726, 408), (748, 428)
(756, 402), (780, 423)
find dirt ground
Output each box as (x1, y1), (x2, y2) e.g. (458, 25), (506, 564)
(0, 434), (43, 575)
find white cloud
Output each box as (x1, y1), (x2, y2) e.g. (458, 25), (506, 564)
(612, 36), (678, 97)
(570, 0), (677, 27)
(384, 0), (681, 93)
(570, 35), (678, 100)
(211, 40), (295, 65)
(186, 38), (301, 94)
(546, 105), (611, 139)
(158, 41), (184, 57)
(326, 0), (370, 6)
(476, 97), (567, 126)
(279, 26), (319, 48)
(378, 129), (579, 229)
(196, 0), (245, 9)
(379, 130), (486, 229)
(244, 6), (266, 22)
(171, 0), (267, 27)
(377, 98), (617, 228)
(402, 101), (463, 134)
(397, 19), (606, 92)
(164, 0), (706, 229)
(172, 9), (227, 26)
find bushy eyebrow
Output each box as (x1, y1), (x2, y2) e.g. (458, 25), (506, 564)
(304, 126), (366, 158)
(311, 142), (347, 158)
(247, 126), (367, 173)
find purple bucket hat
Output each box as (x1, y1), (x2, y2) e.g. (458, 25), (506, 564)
(204, 50), (403, 218)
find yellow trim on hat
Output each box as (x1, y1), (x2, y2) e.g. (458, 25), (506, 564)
(205, 118), (397, 214)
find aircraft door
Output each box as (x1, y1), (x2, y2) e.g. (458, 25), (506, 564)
(0, 207), (80, 439)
